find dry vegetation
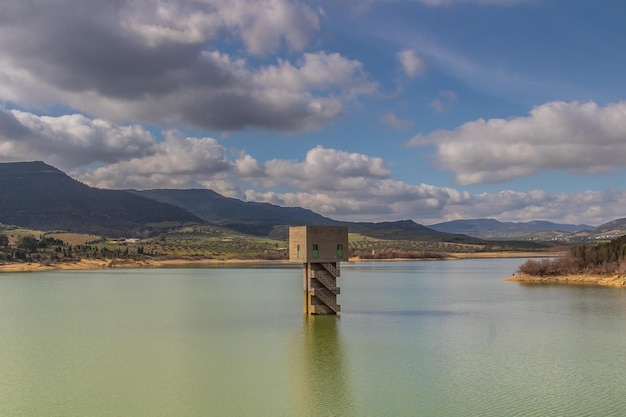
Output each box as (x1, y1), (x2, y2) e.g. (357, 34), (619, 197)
(349, 234), (486, 259)
(1, 225), (557, 270)
(0, 225), (288, 265)
(518, 235), (626, 277)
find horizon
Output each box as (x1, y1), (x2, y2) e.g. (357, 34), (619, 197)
(1, 1), (625, 226)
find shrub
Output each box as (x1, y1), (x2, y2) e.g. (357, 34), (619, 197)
(519, 235), (626, 276)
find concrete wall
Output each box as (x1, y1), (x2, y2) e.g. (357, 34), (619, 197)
(289, 226), (349, 263)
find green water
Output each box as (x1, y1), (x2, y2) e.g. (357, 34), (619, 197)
(1, 259), (626, 416)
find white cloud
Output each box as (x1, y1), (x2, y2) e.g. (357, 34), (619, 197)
(245, 180), (626, 226)
(440, 189), (626, 226)
(408, 101), (626, 185)
(77, 133), (233, 190)
(258, 146), (392, 191)
(235, 152), (264, 178)
(234, 143), (626, 225)
(0, 0), (375, 133)
(2, 107), (625, 225)
(397, 49), (426, 77)
(121, 0), (220, 46)
(244, 180), (460, 222)
(253, 52), (378, 100)
(0, 107), (155, 169)
(0, 106), (235, 190)
(241, 145), (470, 221)
(228, 0), (320, 55)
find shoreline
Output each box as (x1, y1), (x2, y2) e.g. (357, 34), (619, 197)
(0, 251), (556, 274)
(8, 256), (624, 289)
(505, 272), (626, 288)
(0, 258), (292, 273)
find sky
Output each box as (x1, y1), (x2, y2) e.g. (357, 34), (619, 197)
(1, 0), (626, 226)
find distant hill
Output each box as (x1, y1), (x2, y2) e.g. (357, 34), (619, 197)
(132, 189), (482, 243)
(591, 218), (626, 234)
(2, 161), (614, 246)
(0, 161), (204, 237)
(131, 189), (340, 236)
(567, 218), (626, 241)
(428, 218), (592, 239)
(0, 162), (483, 243)
(346, 220), (484, 244)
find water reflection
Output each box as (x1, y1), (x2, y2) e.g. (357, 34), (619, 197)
(350, 310), (465, 317)
(292, 315), (354, 417)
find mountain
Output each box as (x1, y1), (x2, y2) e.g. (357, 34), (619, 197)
(428, 218), (592, 239)
(0, 161), (204, 237)
(131, 189), (340, 236)
(1, 162), (472, 242)
(131, 189), (481, 242)
(567, 218), (626, 241)
(592, 218), (626, 234)
(346, 219), (483, 243)
(1, 161), (598, 246)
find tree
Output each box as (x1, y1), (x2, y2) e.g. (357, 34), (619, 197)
(18, 235), (39, 252)
(0, 233), (8, 248)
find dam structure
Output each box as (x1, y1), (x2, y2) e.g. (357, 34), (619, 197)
(289, 226), (349, 315)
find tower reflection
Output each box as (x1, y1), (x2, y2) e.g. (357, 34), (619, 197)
(292, 315), (354, 416)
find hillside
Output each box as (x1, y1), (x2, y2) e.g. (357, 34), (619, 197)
(0, 161), (204, 237)
(132, 189), (490, 244)
(0, 161), (568, 264)
(347, 220), (484, 244)
(567, 218), (626, 241)
(131, 189), (340, 236)
(0, 161), (606, 249)
(428, 218), (592, 239)
(0, 162), (486, 244)
(0, 162), (486, 243)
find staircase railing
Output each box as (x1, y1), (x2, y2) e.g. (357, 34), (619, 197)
(313, 289), (339, 313)
(312, 269), (339, 294)
(321, 262), (338, 277)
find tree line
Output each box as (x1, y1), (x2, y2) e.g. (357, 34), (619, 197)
(519, 235), (626, 276)
(0, 233), (146, 264)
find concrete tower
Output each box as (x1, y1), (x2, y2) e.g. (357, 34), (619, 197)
(289, 226), (349, 314)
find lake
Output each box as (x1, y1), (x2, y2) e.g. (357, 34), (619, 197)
(1, 258), (626, 416)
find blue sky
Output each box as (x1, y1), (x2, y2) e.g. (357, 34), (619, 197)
(1, 0), (625, 225)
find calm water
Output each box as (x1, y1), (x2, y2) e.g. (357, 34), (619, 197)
(1, 259), (626, 416)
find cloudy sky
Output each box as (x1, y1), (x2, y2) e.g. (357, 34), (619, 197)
(1, 0), (625, 226)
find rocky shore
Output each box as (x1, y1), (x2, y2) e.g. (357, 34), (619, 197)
(506, 272), (626, 288)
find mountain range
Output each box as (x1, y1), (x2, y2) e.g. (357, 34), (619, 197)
(1, 161), (469, 242)
(427, 218), (592, 239)
(0, 161), (624, 242)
